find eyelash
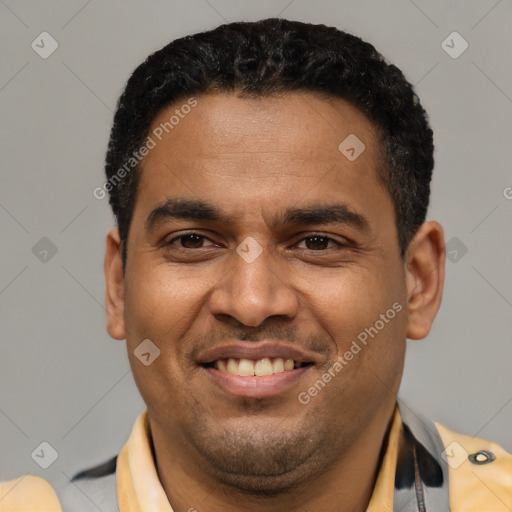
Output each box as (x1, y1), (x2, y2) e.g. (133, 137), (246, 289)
(165, 232), (346, 251)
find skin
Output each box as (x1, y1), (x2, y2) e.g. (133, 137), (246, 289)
(104, 92), (445, 512)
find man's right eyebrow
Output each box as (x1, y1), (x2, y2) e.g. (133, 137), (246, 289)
(145, 199), (228, 231)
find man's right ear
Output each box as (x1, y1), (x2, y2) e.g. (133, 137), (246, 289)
(104, 228), (126, 340)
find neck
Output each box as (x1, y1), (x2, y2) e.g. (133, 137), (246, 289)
(150, 403), (397, 512)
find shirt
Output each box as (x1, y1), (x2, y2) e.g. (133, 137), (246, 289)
(1, 402), (511, 511)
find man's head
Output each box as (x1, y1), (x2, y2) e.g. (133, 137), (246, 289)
(103, 19), (445, 499)
(105, 18), (434, 267)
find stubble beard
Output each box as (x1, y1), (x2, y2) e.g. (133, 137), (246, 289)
(183, 410), (348, 497)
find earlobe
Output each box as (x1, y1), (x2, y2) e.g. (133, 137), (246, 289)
(405, 221), (446, 340)
(104, 228), (126, 340)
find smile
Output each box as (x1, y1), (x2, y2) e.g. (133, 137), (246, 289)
(203, 357), (314, 377)
(197, 341), (319, 398)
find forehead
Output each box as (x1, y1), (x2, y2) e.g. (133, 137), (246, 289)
(134, 92), (391, 228)
(147, 92), (381, 159)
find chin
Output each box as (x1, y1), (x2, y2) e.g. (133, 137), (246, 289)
(185, 415), (340, 496)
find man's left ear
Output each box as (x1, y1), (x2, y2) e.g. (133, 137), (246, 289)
(404, 221), (445, 340)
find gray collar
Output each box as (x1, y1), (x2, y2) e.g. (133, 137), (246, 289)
(393, 400), (450, 511)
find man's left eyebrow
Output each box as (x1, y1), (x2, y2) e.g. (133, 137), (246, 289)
(274, 204), (371, 232)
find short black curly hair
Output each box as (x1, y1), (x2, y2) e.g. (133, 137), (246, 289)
(104, 18), (434, 268)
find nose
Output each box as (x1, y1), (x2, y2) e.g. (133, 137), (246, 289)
(208, 242), (299, 327)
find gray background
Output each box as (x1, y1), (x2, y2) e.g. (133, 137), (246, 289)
(1, 0), (511, 493)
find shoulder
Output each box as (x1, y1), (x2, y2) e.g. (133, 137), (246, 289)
(397, 401), (512, 511)
(0, 474), (62, 511)
(435, 422), (512, 511)
(0, 456), (118, 512)
(59, 456), (119, 511)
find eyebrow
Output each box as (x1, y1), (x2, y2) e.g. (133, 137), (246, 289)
(145, 198), (370, 232)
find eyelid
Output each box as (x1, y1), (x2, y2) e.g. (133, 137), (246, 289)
(166, 231), (218, 247)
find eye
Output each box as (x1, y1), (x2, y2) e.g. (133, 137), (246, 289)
(295, 235), (344, 251)
(166, 233), (216, 249)
(164, 232), (346, 252)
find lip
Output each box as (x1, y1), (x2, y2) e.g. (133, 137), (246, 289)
(201, 364), (313, 399)
(196, 340), (320, 365)
(196, 341), (320, 399)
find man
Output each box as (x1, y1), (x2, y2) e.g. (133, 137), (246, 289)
(1, 18), (510, 512)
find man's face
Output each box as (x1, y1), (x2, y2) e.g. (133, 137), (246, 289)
(115, 92), (410, 491)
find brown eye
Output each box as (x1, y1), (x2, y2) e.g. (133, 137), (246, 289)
(180, 234), (204, 248)
(168, 234), (212, 249)
(297, 236), (337, 251)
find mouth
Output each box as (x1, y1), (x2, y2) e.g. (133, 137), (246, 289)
(198, 344), (318, 398)
(201, 357), (314, 376)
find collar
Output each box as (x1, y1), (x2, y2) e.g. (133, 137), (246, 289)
(117, 411), (172, 511)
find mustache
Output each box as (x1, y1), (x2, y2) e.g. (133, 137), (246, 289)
(187, 324), (333, 360)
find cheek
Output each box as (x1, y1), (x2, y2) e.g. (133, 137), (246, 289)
(306, 263), (407, 393)
(122, 269), (200, 411)
(124, 265), (206, 345)
(318, 304), (406, 411)
(123, 265), (218, 393)
(307, 265), (404, 336)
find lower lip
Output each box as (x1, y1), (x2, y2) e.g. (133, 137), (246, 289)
(201, 366), (313, 399)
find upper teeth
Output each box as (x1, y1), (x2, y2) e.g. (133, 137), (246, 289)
(215, 357), (296, 376)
